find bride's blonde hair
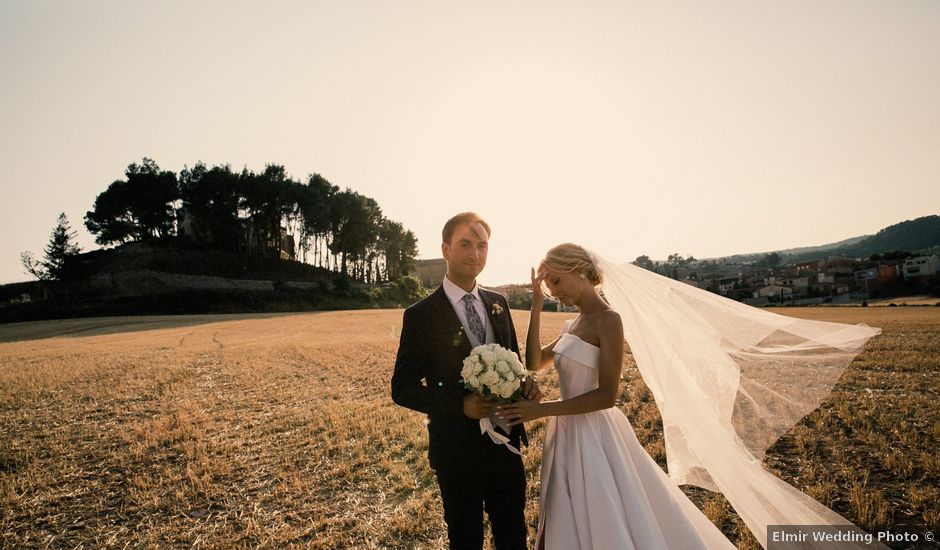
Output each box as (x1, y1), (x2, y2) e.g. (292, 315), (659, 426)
(539, 243), (602, 286)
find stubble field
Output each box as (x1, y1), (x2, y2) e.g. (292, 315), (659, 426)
(1, 307), (938, 549)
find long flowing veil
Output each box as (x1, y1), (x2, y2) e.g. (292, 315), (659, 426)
(587, 249), (884, 549)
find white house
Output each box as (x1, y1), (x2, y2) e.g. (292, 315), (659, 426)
(756, 285), (793, 298)
(903, 255), (939, 278)
(780, 276), (809, 288)
(718, 277), (737, 294)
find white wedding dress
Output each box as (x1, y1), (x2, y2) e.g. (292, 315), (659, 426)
(536, 319), (737, 550)
(533, 251), (884, 550)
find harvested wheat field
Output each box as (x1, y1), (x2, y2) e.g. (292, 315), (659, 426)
(1, 307), (938, 549)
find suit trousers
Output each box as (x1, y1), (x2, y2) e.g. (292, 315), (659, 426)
(433, 439), (527, 550)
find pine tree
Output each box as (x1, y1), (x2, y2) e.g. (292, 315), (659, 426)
(20, 213), (82, 281)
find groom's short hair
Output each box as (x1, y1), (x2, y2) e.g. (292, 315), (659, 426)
(442, 212), (491, 244)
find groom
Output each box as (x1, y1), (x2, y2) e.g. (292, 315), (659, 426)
(391, 212), (536, 550)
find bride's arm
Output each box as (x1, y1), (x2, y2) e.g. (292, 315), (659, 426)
(526, 268), (557, 372)
(502, 311), (624, 424)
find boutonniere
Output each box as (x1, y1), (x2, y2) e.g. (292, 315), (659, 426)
(453, 325), (465, 347)
(491, 303), (504, 316)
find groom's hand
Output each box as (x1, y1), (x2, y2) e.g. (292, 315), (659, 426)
(463, 394), (495, 419)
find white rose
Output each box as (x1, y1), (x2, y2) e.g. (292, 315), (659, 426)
(482, 370), (500, 387)
(505, 371), (515, 382)
(498, 381), (516, 399)
(461, 361), (474, 380)
(496, 360), (510, 374)
(511, 359), (525, 375)
(473, 363), (483, 375)
(481, 350), (497, 367)
(469, 376), (481, 389)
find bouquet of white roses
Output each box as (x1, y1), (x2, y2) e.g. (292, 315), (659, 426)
(461, 343), (529, 400)
(461, 343), (529, 450)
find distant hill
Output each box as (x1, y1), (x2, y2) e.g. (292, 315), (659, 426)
(711, 215), (940, 264)
(837, 215), (940, 258)
(719, 235), (869, 264)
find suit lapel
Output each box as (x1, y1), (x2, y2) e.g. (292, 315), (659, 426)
(479, 288), (509, 348)
(430, 285), (472, 359)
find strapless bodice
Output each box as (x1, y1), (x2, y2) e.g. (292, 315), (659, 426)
(552, 322), (601, 400)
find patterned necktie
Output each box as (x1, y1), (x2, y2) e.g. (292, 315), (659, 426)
(462, 293), (486, 344)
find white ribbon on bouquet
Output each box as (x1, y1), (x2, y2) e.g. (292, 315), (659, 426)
(480, 415), (522, 456)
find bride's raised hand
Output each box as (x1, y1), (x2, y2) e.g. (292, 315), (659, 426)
(530, 268), (545, 310)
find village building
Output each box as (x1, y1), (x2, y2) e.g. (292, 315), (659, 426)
(903, 255), (939, 279)
(763, 275), (781, 286)
(822, 254), (861, 275)
(780, 276), (810, 288)
(717, 277), (738, 295)
(756, 285), (793, 300)
(415, 258), (447, 289)
(793, 260), (820, 272)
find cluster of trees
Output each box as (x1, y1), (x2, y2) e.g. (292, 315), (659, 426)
(83, 158), (418, 283)
(755, 252), (782, 269)
(633, 253), (698, 279)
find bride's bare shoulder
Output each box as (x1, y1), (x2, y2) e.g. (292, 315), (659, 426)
(598, 310), (623, 337)
(599, 309), (621, 322)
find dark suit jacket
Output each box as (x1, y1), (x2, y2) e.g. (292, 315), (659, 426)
(391, 284), (527, 470)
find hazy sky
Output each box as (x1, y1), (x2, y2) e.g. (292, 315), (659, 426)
(2, 1), (938, 286)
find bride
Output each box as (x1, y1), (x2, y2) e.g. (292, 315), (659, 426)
(497, 243), (884, 549)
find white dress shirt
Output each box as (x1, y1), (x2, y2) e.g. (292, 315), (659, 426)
(442, 275), (495, 346)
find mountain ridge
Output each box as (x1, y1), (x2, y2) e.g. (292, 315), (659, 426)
(704, 215), (940, 264)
